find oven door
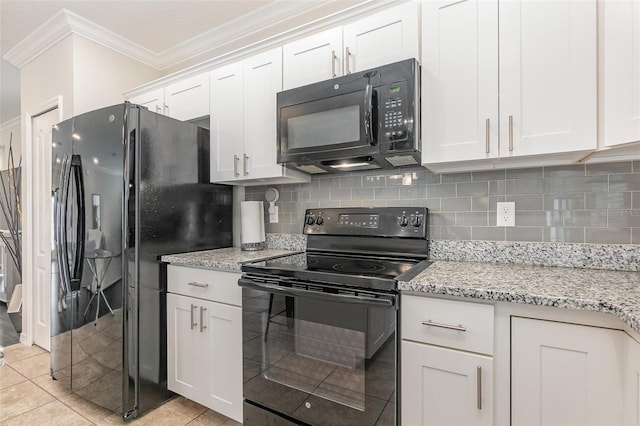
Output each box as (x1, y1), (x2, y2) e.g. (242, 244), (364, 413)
(239, 277), (398, 426)
(277, 85), (377, 165)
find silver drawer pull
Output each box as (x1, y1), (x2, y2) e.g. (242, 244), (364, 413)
(200, 306), (207, 333)
(188, 281), (209, 288)
(477, 365), (482, 410)
(190, 304), (197, 330)
(422, 319), (467, 332)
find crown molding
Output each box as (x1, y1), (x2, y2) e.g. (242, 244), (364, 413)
(3, 9), (160, 69)
(124, 0), (393, 98)
(3, 0), (394, 73)
(158, 0), (348, 70)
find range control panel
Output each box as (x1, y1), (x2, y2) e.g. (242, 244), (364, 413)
(303, 207), (428, 238)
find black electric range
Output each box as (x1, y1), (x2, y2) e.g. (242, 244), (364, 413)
(240, 207), (429, 426)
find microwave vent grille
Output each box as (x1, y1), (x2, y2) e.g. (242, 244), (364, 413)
(385, 155), (419, 167)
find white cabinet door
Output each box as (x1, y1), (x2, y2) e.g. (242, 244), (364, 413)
(421, 0), (499, 164)
(164, 73), (209, 121)
(242, 48), (284, 180)
(129, 88), (164, 115)
(602, 0), (640, 147)
(167, 294), (200, 400)
(283, 28), (343, 90)
(343, 2), (419, 74)
(210, 62), (244, 182)
(511, 317), (625, 426)
(202, 300), (243, 423)
(625, 335), (640, 426)
(499, 0), (597, 157)
(282, 3), (418, 90)
(402, 340), (493, 426)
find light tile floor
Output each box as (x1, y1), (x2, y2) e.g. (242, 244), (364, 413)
(0, 343), (241, 425)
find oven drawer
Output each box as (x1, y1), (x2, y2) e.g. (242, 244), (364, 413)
(402, 295), (494, 355)
(167, 265), (241, 306)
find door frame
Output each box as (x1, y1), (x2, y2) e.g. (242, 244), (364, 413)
(23, 96), (63, 347)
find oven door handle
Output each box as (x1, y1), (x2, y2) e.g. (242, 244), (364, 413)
(238, 278), (396, 307)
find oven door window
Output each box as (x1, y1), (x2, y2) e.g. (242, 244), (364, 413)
(280, 90), (368, 154)
(242, 287), (397, 425)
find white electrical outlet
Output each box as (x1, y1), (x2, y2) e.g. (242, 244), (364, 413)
(496, 202), (515, 227)
(269, 206), (279, 223)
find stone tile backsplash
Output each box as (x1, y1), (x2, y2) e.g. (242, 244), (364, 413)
(245, 161), (640, 245)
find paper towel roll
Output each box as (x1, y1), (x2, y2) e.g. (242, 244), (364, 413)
(240, 201), (265, 250)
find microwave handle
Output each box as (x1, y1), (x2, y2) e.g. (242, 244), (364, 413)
(364, 84), (375, 145)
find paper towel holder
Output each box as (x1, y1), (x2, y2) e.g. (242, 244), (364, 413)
(265, 187), (279, 214)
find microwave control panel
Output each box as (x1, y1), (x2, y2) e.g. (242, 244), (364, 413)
(379, 81), (411, 143)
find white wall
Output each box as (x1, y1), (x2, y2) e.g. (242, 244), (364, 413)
(72, 36), (160, 115)
(20, 35), (75, 122)
(0, 117), (21, 169)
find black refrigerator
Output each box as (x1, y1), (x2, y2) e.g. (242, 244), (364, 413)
(50, 102), (232, 418)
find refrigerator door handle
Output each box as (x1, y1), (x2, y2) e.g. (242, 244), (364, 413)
(54, 154), (87, 294)
(55, 154), (72, 294)
(69, 154), (86, 291)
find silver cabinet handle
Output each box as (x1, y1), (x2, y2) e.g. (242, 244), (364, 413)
(163, 104), (169, 116)
(190, 304), (197, 330)
(331, 50), (337, 78)
(243, 154), (249, 176)
(345, 46), (352, 74)
(421, 319), (466, 332)
(485, 118), (490, 154)
(508, 115), (514, 152)
(188, 281), (208, 288)
(199, 306), (207, 333)
(233, 155), (240, 177)
(477, 366), (482, 410)
(155, 105), (162, 113)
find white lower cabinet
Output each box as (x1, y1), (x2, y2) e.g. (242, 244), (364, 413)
(625, 336), (640, 425)
(511, 317), (625, 425)
(402, 341), (493, 426)
(401, 295), (494, 425)
(167, 266), (242, 423)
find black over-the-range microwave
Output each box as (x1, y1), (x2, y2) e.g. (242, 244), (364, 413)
(277, 58), (420, 173)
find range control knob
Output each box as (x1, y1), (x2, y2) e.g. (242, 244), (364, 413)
(412, 216), (422, 227)
(315, 216), (324, 225)
(399, 215), (409, 227)
(306, 215), (316, 225)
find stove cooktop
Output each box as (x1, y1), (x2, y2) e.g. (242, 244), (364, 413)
(242, 252), (431, 292)
(242, 207), (430, 292)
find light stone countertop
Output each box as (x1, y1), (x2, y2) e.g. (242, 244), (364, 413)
(400, 260), (640, 334)
(161, 247), (300, 273)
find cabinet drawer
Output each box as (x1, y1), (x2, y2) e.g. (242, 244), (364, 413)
(167, 265), (241, 306)
(402, 295), (494, 355)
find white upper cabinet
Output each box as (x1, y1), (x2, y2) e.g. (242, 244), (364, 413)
(128, 73), (210, 121)
(210, 48), (309, 185)
(129, 87), (164, 115)
(164, 73), (210, 121)
(422, 0), (499, 164)
(422, 0), (597, 171)
(283, 2), (419, 90)
(243, 50), (286, 180)
(602, 0), (640, 148)
(283, 28), (343, 90)
(210, 62), (244, 182)
(499, 0), (597, 158)
(342, 2), (419, 74)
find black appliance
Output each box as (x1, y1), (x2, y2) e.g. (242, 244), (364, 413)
(277, 59), (420, 173)
(240, 207), (429, 425)
(50, 102), (233, 419)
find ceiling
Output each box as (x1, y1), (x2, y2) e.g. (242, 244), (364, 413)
(0, 0), (366, 123)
